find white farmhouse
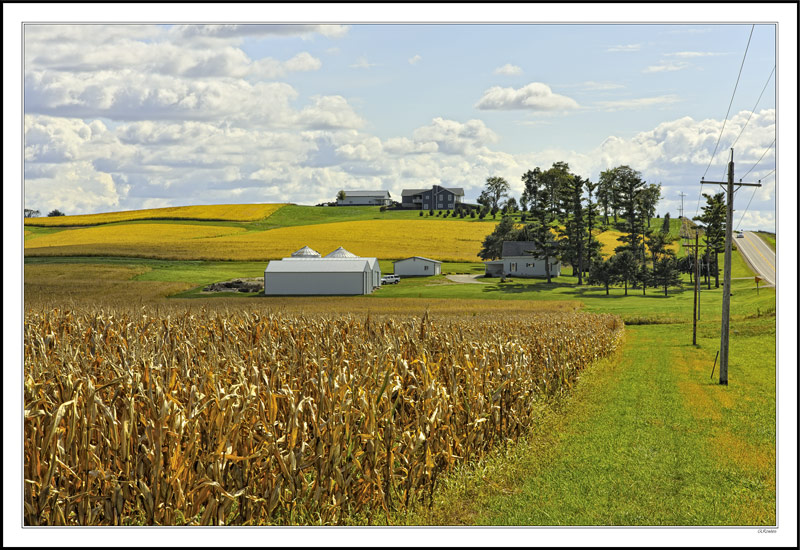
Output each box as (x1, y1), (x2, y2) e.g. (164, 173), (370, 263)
(337, 190), (392, 206)
(484, 241), (561, 278)
(393, 256), (442, 277)
(265, 246), (381, 295)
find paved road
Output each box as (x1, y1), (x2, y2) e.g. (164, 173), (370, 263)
(736, 231), (776, 286)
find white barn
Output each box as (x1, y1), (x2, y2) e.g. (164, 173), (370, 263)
(265, 246), (381, 295)
(393, 256), (442, 277)
(484, 241), (561, 278)
(337, 190), (392, 206)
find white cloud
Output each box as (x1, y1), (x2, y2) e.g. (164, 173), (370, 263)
(412, 117), (498, 155)
(350, 56), (378, 69)
(595, 94), (680, 111)
(408, 54), (422, 65)
(494, 63), (522, 76)
(665, 51), (727, 58)
(475, 82), (579, 111)
(297, 96), (365, 130)
(644, 61), (691, 73)
(173, 24), (349, 40)
(580, 81), (625, 91)
(607, 44), (641, 52)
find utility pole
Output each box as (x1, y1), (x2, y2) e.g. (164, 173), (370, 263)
(684, 231), (701, 345)
(700, 149), (761, 385)
(678, 191), (687, 219)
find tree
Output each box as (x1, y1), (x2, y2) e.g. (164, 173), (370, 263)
(504, 197), (518, 213)
(611, 165), (648, 264)
(540, 162), (572, 222)
(588, 255), (617, 295)
(557, 173), (587, 284)
(638, 183), (662, 228)
(596, 169), (614, 226)
(478, 215), (517, 261)
(693, 192), (725, 288)
(661, 212), (671, 233)
(612, 250), (639, 296)
(524, 170), (560, 284)
(483, 176), (510, 212)
(652, 255), (682, 296)
(24, 209), (41, 218)
(48, 209), (66, 217)
(336, 190), (346, 201)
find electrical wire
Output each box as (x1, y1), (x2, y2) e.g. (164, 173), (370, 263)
(701, 24), (755, 181)
(735, 170), (774, 231)
(718, 65), (776, 182)
(740, 138), (776, 180)
(696, 24), (755, 216)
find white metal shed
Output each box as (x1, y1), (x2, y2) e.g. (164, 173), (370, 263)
(393, 256), (442, 277)
(264, 258), (372, 295)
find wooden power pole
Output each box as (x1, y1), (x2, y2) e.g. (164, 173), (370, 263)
(700, 149), (761, 385)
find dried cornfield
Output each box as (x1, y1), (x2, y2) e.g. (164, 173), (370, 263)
(24, 306), (623, 525)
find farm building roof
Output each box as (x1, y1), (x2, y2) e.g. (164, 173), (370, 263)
(501, 241), (543, 257)
(393, 256), (441, 264)
(265, 259), (370, 273)
(400, 186), (465, 196)
(340, 190), (391, 198)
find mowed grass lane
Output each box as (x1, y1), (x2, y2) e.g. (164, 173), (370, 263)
(406, 319), (775, 526)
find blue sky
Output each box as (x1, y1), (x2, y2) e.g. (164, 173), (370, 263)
(14, 12), (790, 232)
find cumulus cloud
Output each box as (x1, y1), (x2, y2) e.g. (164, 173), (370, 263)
(408, 54), (422, 65)
(595, 94), (680, 111)
(173, 24), (349, 39)
(494, 63), (522, 76)
(607, 44), (641, 52)
(350, 56), (378, 69)
(643, 61), (691, 73)
(412, 117), (498, 155)
(664, 51), (727, 58)
(475, 82), (579, 111)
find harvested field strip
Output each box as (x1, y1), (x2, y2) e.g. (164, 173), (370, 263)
(24, 306), (623, 525)
(23, 204), (285, 227)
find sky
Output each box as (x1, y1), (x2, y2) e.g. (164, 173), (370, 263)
(18, 14), (788, 231)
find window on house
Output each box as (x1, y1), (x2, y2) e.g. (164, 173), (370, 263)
(510, 262), (517, 271)
(526, 263), (534, 268)
(424, 265), (429, 271)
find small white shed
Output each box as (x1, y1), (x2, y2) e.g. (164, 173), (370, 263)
(393, 256), (442, 277)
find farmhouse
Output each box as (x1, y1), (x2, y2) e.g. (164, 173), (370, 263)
(265, 246), (381, 295)
(484, 241), (561, 278)
(393, 256), (442, 277)
(337, 190), (392, 206)
(401, 185), (464, 210)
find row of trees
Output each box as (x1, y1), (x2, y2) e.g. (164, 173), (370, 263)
(24, 209), (65, 218)
(478, 163), (687, 296)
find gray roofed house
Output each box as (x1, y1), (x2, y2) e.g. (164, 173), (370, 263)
(484, 241), (561, 279)
(401, 185), (464, 210)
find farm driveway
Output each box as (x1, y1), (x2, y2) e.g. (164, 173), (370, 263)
(445, 274), (489, 284)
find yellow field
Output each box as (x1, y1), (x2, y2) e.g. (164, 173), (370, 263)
(25, 219), (495, 262)
(24, 223), (248, 259)
(23, 203), (285, 226)
(595, 229), (680, 257)
(24, 304), (623, 525)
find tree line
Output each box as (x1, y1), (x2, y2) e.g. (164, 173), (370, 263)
(476, 163), (694, 297)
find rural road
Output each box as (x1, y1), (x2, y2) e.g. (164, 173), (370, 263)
(736, 231), (776, 286)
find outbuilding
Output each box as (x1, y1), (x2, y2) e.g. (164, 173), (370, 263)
(265, 246), (380, 295)
(484, 241), (561, 278)
(393, 256), (442, 277)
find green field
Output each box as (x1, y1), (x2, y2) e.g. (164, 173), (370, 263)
(22, 205), (777, 527)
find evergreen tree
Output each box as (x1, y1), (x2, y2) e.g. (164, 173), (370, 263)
(693, 192), (725, 288)
(661, 212), (671, 233)
(588, 255), (617, 295)
(652, 255), (682, 296)
(523, 167), (559, 283)
(478, 216), (517, 261)
(613, 250), (639, 296)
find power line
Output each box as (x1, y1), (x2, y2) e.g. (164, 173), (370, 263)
(701, 24), (755, 181)
(740, 138), (776, 180)
(735, 170), (774, 231)
(718, 65), (776, 182)
(696, 24), (755, 216)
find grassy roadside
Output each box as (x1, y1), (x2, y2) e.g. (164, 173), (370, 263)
(399, 318), (776, 526)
